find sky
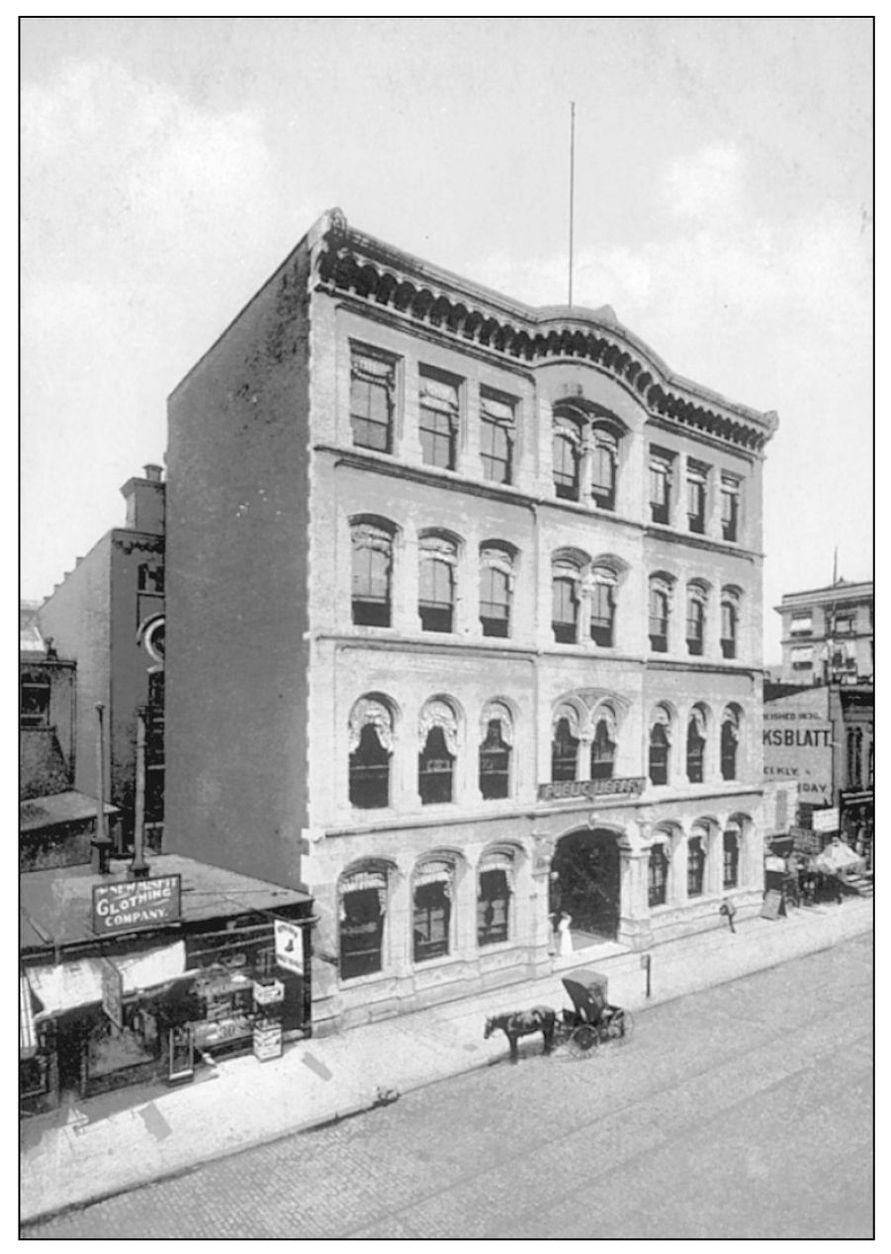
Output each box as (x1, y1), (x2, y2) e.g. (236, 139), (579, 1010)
(20, 17), (874, 662)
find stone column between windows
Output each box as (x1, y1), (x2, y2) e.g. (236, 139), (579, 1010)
(457, 521), (481, 640)
(616, 824), (654, 951)
(464, 378), (482, 480)
(400, 357), (423, 463)
(704, 587), (721, 660)
(535, 398), (555, 497)
(740, 820), (760, 890)
(705, 467), (721, 539)
(396, 521), (420, 635)
(670, 454), (686, 531)
(455, 859), (477, 959)
(388, 861), (413, 977)
(579, 431), (596, 506)
(395, 695), (420, 812)
(672, 829), (688, 906)
(706, 822), (724, 897)
(679, 454), (693, 532)
(706, 714), (722, 784)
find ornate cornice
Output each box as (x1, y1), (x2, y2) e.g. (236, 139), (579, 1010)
(314, 210), (778, 454)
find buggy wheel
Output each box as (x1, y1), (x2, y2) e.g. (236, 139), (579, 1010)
(614, 1009), (634, 1043)
(568, 1025), (599, 1058)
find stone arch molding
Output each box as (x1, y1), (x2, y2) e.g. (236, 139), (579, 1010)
(553, 690), (628, 740)
(419, 698), (460, 757)
(348, 695), (396, 753)
(480, 698), (515, 745)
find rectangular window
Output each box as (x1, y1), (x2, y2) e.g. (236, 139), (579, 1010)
(477, 869), (510, 946)
(419, 370), (460, 470)
(480, 390), (515, 484)
(720, 475), (740, 542)
(687, 461), (709, 534)
(721, 602), (737, 660)
(552, 578), (578, 644)
(791, 645), (813, 671)
(589, 581), (614, 648)
(789, 614), (813, 636)
(649, 590), (669, 653)
(649, 449), (674, 524)
(350, 349), (395, 453)
(648, 850), (668, 908)
(834, 615), (854, 634)
(413, 881), (451, 961)
(20, 671), (51, 728)
(419, 559), (454, 633)
(590, 433), (617, 510)
(687, 839), (705, 897)
(686, 600), (705, 656)
(340, 887), (384, 980)
(480, 565), (510, 638)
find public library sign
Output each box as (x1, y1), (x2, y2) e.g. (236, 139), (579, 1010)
(537, 777), (646, 803)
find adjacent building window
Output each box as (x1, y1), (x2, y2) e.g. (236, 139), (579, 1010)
(686, 461), (709, 534)
(413, 861), (454, 962)
(686, 707), (707, 783)
(20, 668), (51, 728)
(479, 546), (513, 638)
(589, 568), (616, 648)
(721, 594), (739, 660)
(649, 448), (674, 525)
(686, 587), (707, 657)
(479, 707), (512, 800)
(789, 614), (813, 636)
(480, 390), (515, 484)
(339, 866), (389, 980)
(477, 850), (514, 946)
(721, 707), (740, 781)
(720, 474), (740, 542)
(348, 698), (394, 809)
(551, 716), (579, 782)
(687, 834), (706, 898)
(419, 370), (459, 470)
(350, 348), (395, 453)
(648, 707), (672, 786)
(723, 829), (740, 889)
(847, 727), (863, 789)
(145, 671), (165, 826)
(137, 563), (165, 594)
(590, 717), (616, 781)
(418, 700), (459, 805)
(590, 426), (618, 511)
(790, 645), (814, 672)
(552, 561), (580, 643)
(552, 416), (582, 500)
(649, 580), (671, 653)
(834, 614), (854, 635)
(419, 534), (457, 632)
(648, 843), (669, 908)
(351, 521), (393, 627)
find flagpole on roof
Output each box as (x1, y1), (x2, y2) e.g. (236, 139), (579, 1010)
(568, 101), (576, 307)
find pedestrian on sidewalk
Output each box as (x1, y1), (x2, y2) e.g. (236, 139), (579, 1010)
(557, 912), (574, 958)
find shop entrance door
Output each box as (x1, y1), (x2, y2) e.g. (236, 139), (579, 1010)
(551, 829), (621, 944)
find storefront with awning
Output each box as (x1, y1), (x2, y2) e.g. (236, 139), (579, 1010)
(20, 854), (314, 1112)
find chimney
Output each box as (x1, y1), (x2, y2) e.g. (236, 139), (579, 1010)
(120, 465), (165, 535)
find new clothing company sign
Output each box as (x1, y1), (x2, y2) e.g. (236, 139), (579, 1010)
(762, 690), (833, 802)
(92, 875), (182, 937)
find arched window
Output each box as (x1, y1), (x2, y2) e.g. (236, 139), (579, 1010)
(477, 848), (515, 946)
(687, 831), (707, 897)
(720, 595), (738, 659)
(686, 586), (707, 656)
(419, 369), (459, 470)
(348, 697), (394, 809)
(351, 521), (393, 627)
(686, 706), (707, 783)
(723, 826), (740, 889)
(721, 706), (740, 781)
(552, 559), (581, 643)
(648, 706), (672, 786)
(419, 534), (457, 633)
(590, 716), (616, 781)
(479, 704), (512, 800)
(339, 864), (390, 979)
(418, 700), (458, 805)
(479, 546), (513, 638)
(649, 577), (672, 653)
(648, 843), (669, 908)
(480, 390), (515, 484)
(590, 425), (618, 511)
(551, 715), (579, 782)
(413, 859), (455, 962)
(553, 416), (582, 500)
(589, 567), (616, 647)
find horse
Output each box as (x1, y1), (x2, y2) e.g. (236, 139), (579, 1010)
(483, 1005), (557, 1063)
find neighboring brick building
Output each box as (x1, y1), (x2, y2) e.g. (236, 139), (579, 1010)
(167, 209), (778, 1031)
(775, 578), (873, 685)
(38, 466), (166, 848)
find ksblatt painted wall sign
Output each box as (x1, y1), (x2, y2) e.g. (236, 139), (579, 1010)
(762, 689), (833, 801)
(537, 777), (646, 802)
(92, 874), (182, 937)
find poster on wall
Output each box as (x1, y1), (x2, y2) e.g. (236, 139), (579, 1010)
(274, 919), (304, 976)
(100, 957), (123, 1028)
(812, 808), (840, 834)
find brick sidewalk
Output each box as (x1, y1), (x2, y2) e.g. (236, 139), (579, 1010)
(20, 895), (872, 1226)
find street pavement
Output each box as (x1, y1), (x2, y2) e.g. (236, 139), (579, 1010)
(23, 933), (873, 1239)
(20, 894), (872, 1226)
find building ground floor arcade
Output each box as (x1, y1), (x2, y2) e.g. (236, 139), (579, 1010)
(305, 785), (765, 1032)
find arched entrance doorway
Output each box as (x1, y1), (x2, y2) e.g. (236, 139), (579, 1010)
(550, 829), (621, 944)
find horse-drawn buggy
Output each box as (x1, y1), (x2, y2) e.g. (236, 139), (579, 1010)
(484, 968), (633, 1062)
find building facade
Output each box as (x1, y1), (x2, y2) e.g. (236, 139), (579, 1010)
(38, 466), (166, 848)
(775, 579), (873, 685)
(167, 210), (778, 1031)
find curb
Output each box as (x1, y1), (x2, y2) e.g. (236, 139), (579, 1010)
(20, 910), (872, 1230)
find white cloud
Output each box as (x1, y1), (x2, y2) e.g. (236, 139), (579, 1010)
(660, 142), (747, 220)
